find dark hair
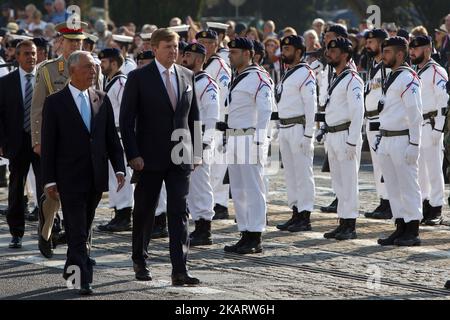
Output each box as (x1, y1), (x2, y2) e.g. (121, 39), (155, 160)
(109, 54), (124, 68)
(16, 40), (36, 55)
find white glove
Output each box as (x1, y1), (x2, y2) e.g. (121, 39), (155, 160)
(431, 129), (443, 146)
(405, 144), (420, 165)
(300, 136), (314, 157)
(345, 143), (357, 161)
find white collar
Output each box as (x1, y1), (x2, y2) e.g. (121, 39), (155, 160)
(19, 67), (36, 79)
(68, 83), (88, 99)
(155, 59), (176, 75)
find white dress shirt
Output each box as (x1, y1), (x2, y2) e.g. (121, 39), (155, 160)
(19, 67), (36, 102)
(68, 83), (90, 115)
(155, 59), (178, 99)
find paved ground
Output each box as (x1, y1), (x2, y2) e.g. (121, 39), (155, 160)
(1, 145), (450, 301)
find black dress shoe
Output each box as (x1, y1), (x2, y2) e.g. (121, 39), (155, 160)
(25, 207), (39, 222)
(38, 236), (54, 258)
(78, 284), (93, 296)
(9, 236), (22, 249)
(445, 280), (450, 290)
(52, 231), (67, 249)
(172, 272), (200, 286)
(134, 264), (152, 281)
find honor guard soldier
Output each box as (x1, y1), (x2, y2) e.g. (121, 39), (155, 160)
(140, 33), (153, 52)
(224, 38), (273, 254)
(83, 33), (100, 64)
(275, 35), (317, 233)
(196, 29), (232, 220)
(83, 33), (103, 90)
(96, 48), (134, 232)
(181, 43), (220, 246)
(33, 37), (50, 66)
(321, 38), (364, 241)
(206, 22), (231, 66)
(377, 37), (424, 247)
(410, 35), (449, 226)
(363, 28), (393, 220)
(168, 25), (190, 43)
(318, 24), (353, 214)
(136, 50), (155, 68)
(31, 21), (102, 258)
(112, 34), (137, 75)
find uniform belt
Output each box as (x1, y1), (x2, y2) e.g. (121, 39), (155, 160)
(228, 128), (256, 136)
(327, 122), (351, 133)
(423, 110), (438, 121)
(365, 110), (379, 118)
(279, 115), (306, 126)
(215, 122), (229, 132)
(380, 129), (409, 137)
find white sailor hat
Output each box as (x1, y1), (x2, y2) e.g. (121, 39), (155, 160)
(140, 33), (152, 41)
(84, 33), (99, 44)
(11, 34), (33, 41)
(206, 22), (229, 31)
(168, 25), (190, 34)
(112, 34), (134, 44)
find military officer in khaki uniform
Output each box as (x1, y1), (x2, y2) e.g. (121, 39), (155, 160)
(31, 22), (102, 259)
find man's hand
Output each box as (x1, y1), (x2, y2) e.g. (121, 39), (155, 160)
(0, 147), (3, 157)
(129, 157), (144, 171)
(33, 144), (41, 156)
(116, 173), (125, 192)
(46, 185), (59, 201)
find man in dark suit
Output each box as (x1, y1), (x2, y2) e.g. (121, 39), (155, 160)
(120, 28), (202, 286)
(0, 40), (42, 249)
(41, 51), (125, 295)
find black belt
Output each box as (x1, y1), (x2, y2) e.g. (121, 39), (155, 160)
(380, 129), (409, 137)
(423, 110), (438, 121)
(215, 122), (229, 132)
(365, 110), (379, 118)
(369, 122), (380, 131)
(279, 115), (306, 126)
(327, 122), (351, 133)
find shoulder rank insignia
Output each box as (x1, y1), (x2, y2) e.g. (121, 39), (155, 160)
(58, 60), (65, 73)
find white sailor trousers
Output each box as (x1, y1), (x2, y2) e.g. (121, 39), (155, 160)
(326, 131), (361, 219)
(378, 136), (423, 222)
(418, 123), (445, 207)
(108, 155), (134, 210)
(188, 149), (215, 221)
(227, 134), (267, 232)
(366, 121), (389, 200)
(210, 132), (230, 207)
(279, 124), (315, 212)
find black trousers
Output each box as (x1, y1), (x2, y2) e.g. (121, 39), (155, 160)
(59, 188), (102, 286)
(132, 165), (191, 274)
(7, 133), (43, 237)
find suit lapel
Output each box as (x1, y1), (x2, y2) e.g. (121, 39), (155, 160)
(149, 61), (175, 113)
(88, 88), (101, 132)
(63, 86), (90, 135)
(174, 65), (186, 111)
